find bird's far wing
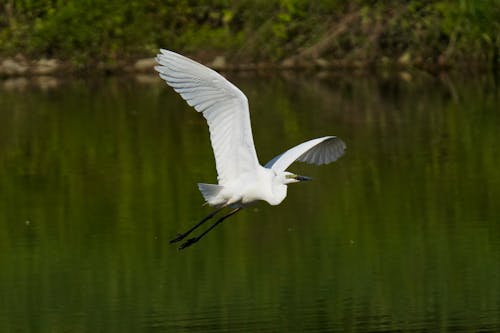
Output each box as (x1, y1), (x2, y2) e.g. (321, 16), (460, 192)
(155, 49), (260, 185)
(265, 136), (346, 172)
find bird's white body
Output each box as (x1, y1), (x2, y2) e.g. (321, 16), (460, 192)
(200, 165), (288, 208)
(155, 49), (345, 209)
(155, 49), (346, 248)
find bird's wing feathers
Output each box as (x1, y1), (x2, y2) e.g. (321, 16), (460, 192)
(155, 49), (259, 185)
(265, 136), (346, 171)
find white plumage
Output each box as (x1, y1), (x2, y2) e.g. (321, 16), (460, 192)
(156, 49), (259, 186)
(155, 49), (346, 249)
(265, 136), (346, 171)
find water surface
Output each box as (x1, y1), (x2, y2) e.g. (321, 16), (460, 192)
(0, 72), (499, 332)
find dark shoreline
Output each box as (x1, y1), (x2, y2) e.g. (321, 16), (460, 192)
(1, 53), (498, 80)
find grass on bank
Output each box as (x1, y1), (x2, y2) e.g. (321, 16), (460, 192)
(0, 0), (499, 69)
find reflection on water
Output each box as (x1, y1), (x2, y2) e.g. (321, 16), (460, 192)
(0, 72), (499, 332)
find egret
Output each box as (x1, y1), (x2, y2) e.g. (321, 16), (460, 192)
(155, 49), (346, 250)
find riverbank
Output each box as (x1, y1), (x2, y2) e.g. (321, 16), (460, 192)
(1, 52), (497, 80)
(0, 55), (154, 78)
(1, 1), (498, 76)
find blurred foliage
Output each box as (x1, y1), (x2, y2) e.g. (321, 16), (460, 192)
(0, 0), (499, 67)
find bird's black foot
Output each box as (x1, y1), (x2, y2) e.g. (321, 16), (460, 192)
(170, 233), (186, 244)
(178, 237), (198, 250)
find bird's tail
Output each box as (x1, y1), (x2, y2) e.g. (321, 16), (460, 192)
(198, 183), (224, 205)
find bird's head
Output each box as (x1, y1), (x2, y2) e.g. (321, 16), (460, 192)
(266, 170), (313, 206)
(280, 171), (313, 185)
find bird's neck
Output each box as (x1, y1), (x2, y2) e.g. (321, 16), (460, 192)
(268, 184), (287, 206)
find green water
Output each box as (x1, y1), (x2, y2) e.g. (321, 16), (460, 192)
(0, 72), (499, 332)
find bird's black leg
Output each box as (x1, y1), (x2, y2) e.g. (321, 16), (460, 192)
(178, 208), (241, 250)
(170, 206), (225, 244)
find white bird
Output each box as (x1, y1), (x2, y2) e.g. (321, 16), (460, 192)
(155, 49), (346, 249)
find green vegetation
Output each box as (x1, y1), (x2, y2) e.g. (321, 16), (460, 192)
(1, 0), (499, 68)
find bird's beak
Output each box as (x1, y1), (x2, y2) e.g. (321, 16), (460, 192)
(295, 175), (312, 182)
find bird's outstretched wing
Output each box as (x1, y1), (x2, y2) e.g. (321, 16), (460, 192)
(155, 49), (260, 185)
(265, 136), (346, 172)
